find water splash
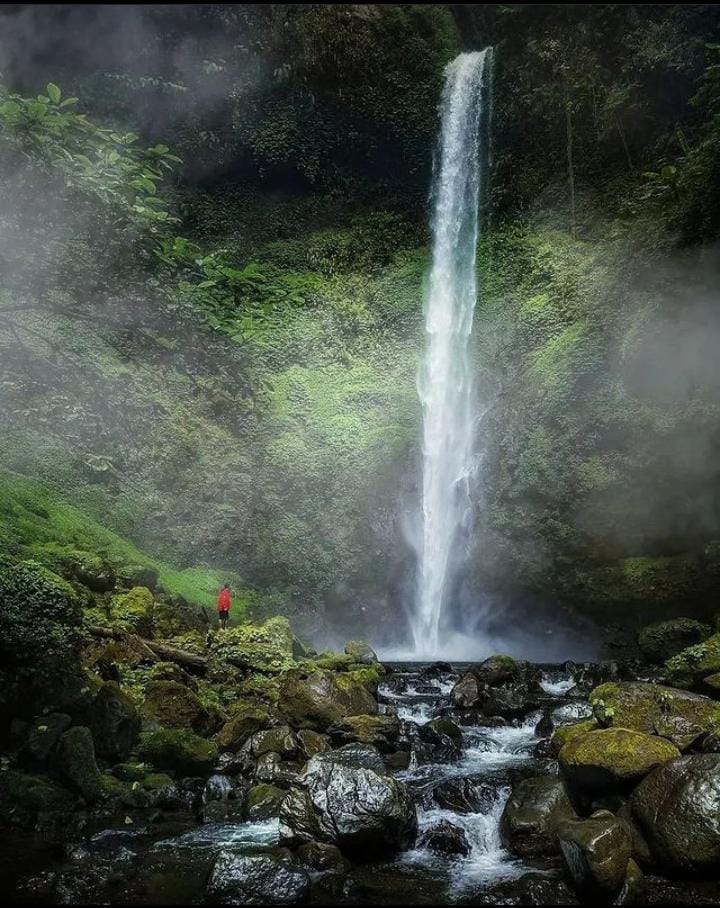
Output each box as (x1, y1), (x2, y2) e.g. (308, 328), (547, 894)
(413, 49), (492, 657)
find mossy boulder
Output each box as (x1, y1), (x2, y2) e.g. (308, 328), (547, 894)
(0, 770), (75, 827)
(142, 680), (211, 735)
(87, 681), (140, 761)
(109, 586), (155, 636)
(118, 564), (158, 591)
(245, 782), (286, 821)
(137, 728), (218, 775)
(152, 597), (208, 638)
(559, 728), (679, 795)
(638, 619), (712, 663)
(665, 633), (720, 688)
(551, 719), (599, 756)
(327, 715), (400, 753)
(297, 729), (331, 760)
(278, 669), (378, 731)
(63, 551), (116, 593)
(344, 641), (378, 665)
(245, 725), (298, 760)
(589, 681), (720, 742)
(472, 654), (529, 686)
(21, 713), (72, 766)
(57, 725), (103, 802)
(216, 707), (272, 752)
(210, 617), (297, 674)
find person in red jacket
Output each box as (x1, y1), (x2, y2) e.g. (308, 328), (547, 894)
(217, 584), (231, 629)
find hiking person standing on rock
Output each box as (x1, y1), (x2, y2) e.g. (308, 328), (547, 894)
(217, 583), (231, 629)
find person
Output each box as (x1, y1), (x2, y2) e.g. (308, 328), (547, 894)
(217, 583), (231, 629)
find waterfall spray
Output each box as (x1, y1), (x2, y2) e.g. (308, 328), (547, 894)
(413, 49), (492, 657)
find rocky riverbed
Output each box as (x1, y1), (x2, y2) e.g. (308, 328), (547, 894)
(4, 615), (720, 904)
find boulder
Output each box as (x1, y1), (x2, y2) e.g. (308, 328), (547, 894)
(108, 586), (154, 635)
(137, 728), (218, 775)
(344, 640), (378, 665)
(0, 770), (75, 827)
(473, 654), (529, 686)
(559, 728), (679, 796)
(425, 718), (463, 748)
(57, 726), (102, 802)
(450, 673), (481, 709)
(245, 783), (286, 821)
(245, 725), (298, 760)
(638, 619), (712, 663)
(630, 754), (720, 872)
(210, 617), (297, 674)
(589, 682), (720, 739)
(295, 840), (350, 873)
(500, 777), (576, 858)
(432, 778), (497, 814)
(297, 729), (331, 760)
(216, 706), (271, 752)
(21, 713), (72, 766)
(665, 633), (720, 688)
(87, 682), (140, 761)
(207, 851), (310, 905)
(66, 552), (116, 592)
(419, 820), (471, 857)
(119, 564), (159, 591)
(278, 669), (377, 730)
(327, 714), (400, 753)
(556, 811), (633, 898)
(279, 750), (417, 858)
(551, 719), (600, 755)
(142, 680), (212, 736)
(152, 597), (207, 638)
(255, 753), (302, 788)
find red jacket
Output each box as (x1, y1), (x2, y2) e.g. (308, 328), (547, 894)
(217, 589), (231, 613)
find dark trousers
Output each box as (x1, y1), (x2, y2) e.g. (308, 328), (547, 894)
(218, 610), (229, 627)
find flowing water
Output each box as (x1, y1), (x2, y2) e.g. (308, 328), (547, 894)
(414, 49), (492, 657)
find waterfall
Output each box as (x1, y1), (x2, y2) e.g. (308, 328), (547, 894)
(413, 49), (492, 657)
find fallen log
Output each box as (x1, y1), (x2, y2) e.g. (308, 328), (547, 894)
(85, 625), (207, 673)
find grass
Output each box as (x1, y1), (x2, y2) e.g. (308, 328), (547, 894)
(0, 466), (245, 610)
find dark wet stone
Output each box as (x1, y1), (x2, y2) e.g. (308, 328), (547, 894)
(255, 752), (302, 788)
(418, 819), (470, 857)
(479, 873), (580, 905)
(432, 777), (497, 814)
(421, 661), (453, 677)
(207, 850), (310, 905)
(557, 811), (634, 898)
(245, 782), (286, 821)
(630, 754), (720, 872)
(295, 840), (350, 873)
(21, 713), (72, 766)
(279, 750), (417, 859)
(500, 776), (576, 858)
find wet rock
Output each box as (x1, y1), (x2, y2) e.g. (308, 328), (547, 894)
(421, 661), (453, 677)
(327, 714), (400, 752)
(550, 720), (600, 755)
(296, 840), (350, 873)
(57, 726), (102, 802)
(473, 654), (532, 686)
(500, 776), (576, 857)
(534, 712), (554, 738)
(142, 680), (212, 736)
(210, 617), (298, 674)
(559, 728), (680, 796)
(279, 669), (377, 731)
(245, 782), (286, 821)
(245, 725), (298, 760)
(207, 850), (310, 905)
(297, 729), (331, 760)
(432, 777), (497, 814)
(480, 681), (544, 718)
(344, 640), (378, 665)
(480, 873), (579, 905)
(664, 633), (720, 688)
(255, 752), (302, 788)
(201, 774), (245, 822)
(137, 728), (218, 775)
(87, 681), (140, 761)
(426, 717), (463, 748)
(216, 706), (272, 752)
(21, 713), (72, 766)
(638, 619), (712, 664)
(451, 672), (481, 708)
(415, 721), (461, 763)
(589, 682), (720, 738)
(0, 769), (75, 827)
(630, 754), (720, 872)
(419, 819), (471, 857)
(557, 811), (634, 898)
(279, 750), (417, 858)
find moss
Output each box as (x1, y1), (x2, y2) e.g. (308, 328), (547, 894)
(57, 726), (102, 802)
(0, 770), (75, 825)
(210, 616), (297, 674)
(109, 586), (155, 635)
(559, 727), (679, 791)
(137, 727), (218, 775)
(142, 680), (211, 735)
(551, 719), (600, 755)
(665, 634), (720, 686)
(638, 618), (712, 663)
(590, 681), (720, 736)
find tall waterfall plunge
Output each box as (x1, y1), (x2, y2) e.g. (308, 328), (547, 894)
(412, 49), (492, 657)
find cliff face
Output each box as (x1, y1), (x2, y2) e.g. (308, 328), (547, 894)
(1, 4), (720, 644)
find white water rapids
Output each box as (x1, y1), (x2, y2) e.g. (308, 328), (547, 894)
(413, 49), (492, 657)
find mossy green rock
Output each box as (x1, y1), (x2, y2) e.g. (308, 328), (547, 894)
(109, 586), (155, 636)
(551, 720), (599, 756)
(57, 725), (103, 802)
(279, 669), (378, 730)
(344, 641), (378, 665)
(216, 707), (271, 751)
(327, 714), (400, 752)
(22, 713), (72, 766)
(210, 617), (297, 673)
(665, 633), (720, 687)
(142, 680), (211, 735)
(137, 728), (218, 775)
(559, 728), (679, 794)
(590, 681), (720, 741)
(152, 597), (207, 638)
(638, 618), (712, 663)
(0, 770), (75, 826)
(88, 681), (140, 761)
(245, 782), (285, 821)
